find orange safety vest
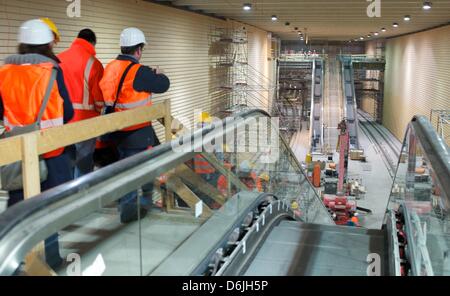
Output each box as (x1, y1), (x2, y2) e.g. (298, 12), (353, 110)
(58, 38), (104, 121)
(217, 175), (228, 195)
(99, 60), (152, 131)
(194, 154), (215, 174)
(240, 172), (262, 192)
(217, 173), (263, 194)
(0, 62), (64, 158)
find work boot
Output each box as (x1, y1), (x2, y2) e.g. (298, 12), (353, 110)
(120, 206), (148, 224)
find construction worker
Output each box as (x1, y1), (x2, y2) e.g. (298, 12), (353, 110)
(0, 19), (74, 269)
(58, 29), (104, 177)
(347, 212), (360, 227)
(40, 17), (61, 47)
(237, 160), (262, 191)
(99, 27), (170, 223)
(259, 172), (270, 192)
(217, 162), (236, 196)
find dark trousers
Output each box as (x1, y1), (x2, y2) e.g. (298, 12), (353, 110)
(116, 147), (153, 222)
(8, 152), (73, 269)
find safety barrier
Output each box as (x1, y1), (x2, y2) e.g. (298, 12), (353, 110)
(0, 100), (172, 199)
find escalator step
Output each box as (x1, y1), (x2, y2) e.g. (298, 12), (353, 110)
(245, 240), (380, 276)
(268, 226), (385, 250)
(277, 221), (384, 236)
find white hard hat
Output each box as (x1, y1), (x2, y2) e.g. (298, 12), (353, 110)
(18, 19), (54, 45)
(239, 160), (252, 174)
(354, 212), (359, 217)
(120, 27), (147, 47)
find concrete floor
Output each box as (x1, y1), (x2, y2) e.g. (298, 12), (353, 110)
(288, 114), (400, 229)
(349, 124), (396, 229)
(57, 208), (202, 276)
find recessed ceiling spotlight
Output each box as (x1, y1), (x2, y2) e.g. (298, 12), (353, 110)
(354, 38), (359, 42)
(285, 22), (290, 26)
(374, 32), (379, 36)
(243, 3), (252, 11)
(271, 15), (278, 21)
(393, 22), (399, 28)
(360, 37), (364, 40)
(367, 34), (372, 37)
(404, 15), (411, 21)
(381, 28), (387, 32)
(423, 1), (432, 10)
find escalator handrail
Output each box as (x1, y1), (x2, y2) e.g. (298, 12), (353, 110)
(0, 108), (269, 241)
(0, 107), (332, 275)
(410, 115), (450, 208)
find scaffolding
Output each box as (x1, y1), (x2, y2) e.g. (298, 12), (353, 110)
(276, 59), (312, 141)
(209, 26), (249, 112)
(353, 63), (385, 123)
(430, 110), (450, 145)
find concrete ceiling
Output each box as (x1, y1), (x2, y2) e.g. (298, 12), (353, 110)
(152, 0), (450, 41)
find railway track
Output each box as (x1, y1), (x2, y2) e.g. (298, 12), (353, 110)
(358, 110), (401, 179)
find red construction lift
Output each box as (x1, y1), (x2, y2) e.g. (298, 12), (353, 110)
(323, 119), (357, 225)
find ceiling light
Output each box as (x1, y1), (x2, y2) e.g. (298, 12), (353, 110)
(423, 1), (432, 10)
(354, 38), (359, 42)
(243, 3), (252, 11)
(285, 22), (290, 26)
(374, 32), (379, 36)
(404, 15), (411, 21)
(367, 34), (372, 38)
(393, 22), (399, 28)
(294, 27), (298, 31)
(271, 15), (278, 21)
(381, 28), (387, 32)
(360, 37), (364, 40)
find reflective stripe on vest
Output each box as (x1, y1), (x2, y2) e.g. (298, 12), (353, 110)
(3, 117), (63, 131)
(104, 96), (152, 109)
(0, 62), (65, 158)
(73, 56), (95, 111)
(100, 60), (153, 131)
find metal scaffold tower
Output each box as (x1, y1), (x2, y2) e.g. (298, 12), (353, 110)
(353, 59), (385, 124)
(209, 25), (249, 112)
(430, 110), (450, 145)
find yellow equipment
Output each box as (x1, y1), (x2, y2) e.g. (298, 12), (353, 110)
(305, 153), (312, 165)
(198, 111), (212, 124)
(291, 201), (299, 210)
(40, 18), (61, 43)
(259, 172), (270, 182)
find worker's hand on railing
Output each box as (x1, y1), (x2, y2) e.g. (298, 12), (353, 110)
(155, 66), (164, 75)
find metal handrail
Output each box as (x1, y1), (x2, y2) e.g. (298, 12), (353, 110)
(410, 115), (450, 210)
(0, 108), (332, 275)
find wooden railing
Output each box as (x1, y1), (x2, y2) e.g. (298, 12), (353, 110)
(0, 100), (172, 199)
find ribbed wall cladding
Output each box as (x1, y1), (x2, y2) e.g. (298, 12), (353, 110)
(383, 25), (450, 140)
(0, 0), (272, 137)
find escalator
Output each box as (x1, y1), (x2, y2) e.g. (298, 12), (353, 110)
(0, 110), (448, 276)
(341, 57), (359, 149)
(310, 59), (324, 153)
(244, 221), (386, 276)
